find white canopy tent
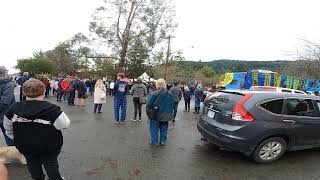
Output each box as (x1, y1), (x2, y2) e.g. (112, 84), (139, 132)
(138, 72), (155, 83)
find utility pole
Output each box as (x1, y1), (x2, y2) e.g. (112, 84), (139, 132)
(164, 35), (171, 81)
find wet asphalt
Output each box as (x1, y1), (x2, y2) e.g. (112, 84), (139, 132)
(4, 94), (320, 180)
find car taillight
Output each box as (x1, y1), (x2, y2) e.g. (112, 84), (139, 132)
(232, 94), (255, 121)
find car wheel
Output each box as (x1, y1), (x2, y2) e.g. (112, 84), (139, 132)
(252, 137), (287, 163)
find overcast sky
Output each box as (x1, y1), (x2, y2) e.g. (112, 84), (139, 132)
(1, 0), (320, 73)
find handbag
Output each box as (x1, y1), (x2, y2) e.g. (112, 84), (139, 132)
(83, 93), (88, 99)
(139, 94), (146, 104)
(146, 91), (162, 121)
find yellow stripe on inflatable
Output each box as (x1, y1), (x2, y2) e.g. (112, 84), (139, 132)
(293, 79), (299, 90)
(252, 72), (258, 86)
(264, 74), (271, 86)
(287, 77), (293, 89)
(274, 75), (281, 87)
(219, 73), (234, 87)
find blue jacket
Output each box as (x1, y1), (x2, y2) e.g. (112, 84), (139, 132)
(57, 79), (63, 94)
(0, 79), (15, 122)
(114, 80), (128, 97)
(146, 90), (174, 121)
(194, 89), (202, 100)
(17, 76), (29, 86)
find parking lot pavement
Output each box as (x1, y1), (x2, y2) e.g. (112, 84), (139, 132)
(4, 95), (320, 180)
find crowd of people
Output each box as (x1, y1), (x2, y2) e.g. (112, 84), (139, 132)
(0, 67), (212, 180)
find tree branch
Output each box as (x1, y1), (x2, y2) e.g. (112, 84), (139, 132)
(130, 6), (165, 42)
(117, 0), (123, 45)
(122, 0), (143, 42)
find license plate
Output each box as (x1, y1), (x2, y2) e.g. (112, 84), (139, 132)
(207, 110), (215, 119)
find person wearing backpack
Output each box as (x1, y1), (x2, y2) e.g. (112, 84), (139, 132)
(113, 73), (128, 124)
(146, 79), (174, 146)
(130, 78), (147, 122)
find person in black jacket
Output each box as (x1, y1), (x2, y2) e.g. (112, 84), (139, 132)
(0, 68), (15, 146)
(4, 79), (70, 180)
(17, 72), (29, 101)
(74, 78), (87, 106)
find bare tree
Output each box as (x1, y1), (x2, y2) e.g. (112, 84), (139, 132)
(284, 39), (320, 79)
(89, 0), (176, 72)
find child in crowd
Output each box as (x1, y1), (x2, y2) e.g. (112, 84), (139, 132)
(3, 79), (70, 180)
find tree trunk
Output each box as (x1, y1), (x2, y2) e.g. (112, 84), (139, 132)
(118, 44), (128, 73)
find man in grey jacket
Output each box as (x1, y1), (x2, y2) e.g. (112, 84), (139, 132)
(0, 67), (15, 145)
(169, 82), (182, 122)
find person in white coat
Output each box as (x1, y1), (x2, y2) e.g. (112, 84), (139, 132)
(94, 79), (107, 113)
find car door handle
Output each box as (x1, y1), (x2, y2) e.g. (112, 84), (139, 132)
(283, 120), (296, 124)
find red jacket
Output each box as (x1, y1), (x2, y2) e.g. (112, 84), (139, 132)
(61, 79), (70, 92)
(43, 79), (50, 87)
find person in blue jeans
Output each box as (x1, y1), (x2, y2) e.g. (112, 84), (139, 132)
(113, 73), (128, 124)
(146, 79), (174, 146)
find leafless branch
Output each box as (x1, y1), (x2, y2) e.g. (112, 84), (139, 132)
(117, 0), (123, 45)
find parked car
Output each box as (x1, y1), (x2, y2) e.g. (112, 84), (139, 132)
(250, 86), (307, 94)
(197, 90), (320, 163)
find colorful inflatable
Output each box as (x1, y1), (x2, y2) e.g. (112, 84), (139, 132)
(219, 70), (320, 92)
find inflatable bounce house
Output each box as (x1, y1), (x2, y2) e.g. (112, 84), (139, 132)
(219, 70), (320, 92)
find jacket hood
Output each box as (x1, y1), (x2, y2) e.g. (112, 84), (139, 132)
(136, 84), (144, 88)
(0, 78), (11, 86)
(17, 101), (60, 119)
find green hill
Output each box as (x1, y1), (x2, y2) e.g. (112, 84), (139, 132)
(182, 60), (290, 73)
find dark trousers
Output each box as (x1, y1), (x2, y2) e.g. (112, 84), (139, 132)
(20, 87), (26, 101)
(133, 97), (142, 119)
(185, 99), (191, 111)
(94, 104), (103, 113)
(45, 87), (50, 97)
(57, 93), (63, 101)
(25, 154), (63, 180)
(0, 123), (14, 146)
(90, 87), (94, 96)
(68, 90), (75, 105)
(173, 102), (179, 120)
(62, 91), (69, 102)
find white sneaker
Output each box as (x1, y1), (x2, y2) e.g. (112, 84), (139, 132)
(114, 121), (120, 124)
(131, 118), (137, 122)
(138, 119), (142, 122)
(120, 121), (126, 124)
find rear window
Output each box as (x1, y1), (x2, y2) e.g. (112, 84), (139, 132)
(285, 99), (317, 117)
(260, 99), (284, 114)
(206, 92), (244, 111)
